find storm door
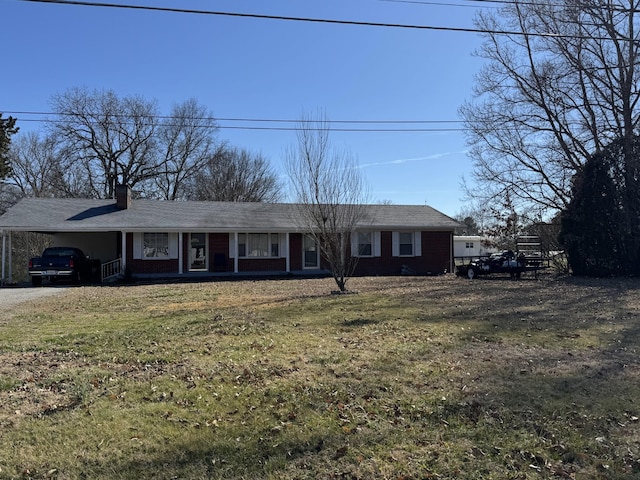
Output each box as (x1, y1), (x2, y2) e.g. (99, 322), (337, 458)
(302, 235), (319, 269)
(189, 233), (208, 271)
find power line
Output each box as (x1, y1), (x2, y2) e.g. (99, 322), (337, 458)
(1, 110), (465, 132)
(18, 0), (573, 39)
(383, 0), (631, 11)
(2, 110), (462, 124)
(379, 0), (499, 8)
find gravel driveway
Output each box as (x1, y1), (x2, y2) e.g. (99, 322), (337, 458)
(0, 287), (69, 310)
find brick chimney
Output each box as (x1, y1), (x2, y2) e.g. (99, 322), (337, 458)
(115, 184), (132, 210)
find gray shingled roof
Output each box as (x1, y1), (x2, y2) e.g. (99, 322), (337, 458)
(0, 197), (461, 232)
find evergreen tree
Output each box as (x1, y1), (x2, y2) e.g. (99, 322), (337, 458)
(560, 136), (640, 276)
(0, 114), (19, 179)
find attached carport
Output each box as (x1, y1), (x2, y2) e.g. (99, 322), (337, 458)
(0, 198), (125, 285)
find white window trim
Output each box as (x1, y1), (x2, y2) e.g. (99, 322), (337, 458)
(392, 231), (422, 257)
(237, 233), (283, 258)
(133, 232), (179, 260)
(351, 231), (381, 257)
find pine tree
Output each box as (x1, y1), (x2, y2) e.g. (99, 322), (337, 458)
(0, 114), (19, 179)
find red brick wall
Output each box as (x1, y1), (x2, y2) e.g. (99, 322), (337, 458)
(129, 259), (180, 274)
(210, 233), (231, 272)
(353, 231), (452, 276)
(238, 258), (287, 272)
(289, 234), (302, 271)
(124, 230), (452, 277)
(125, 232), (180, 275)
(422, 231), (452, 274)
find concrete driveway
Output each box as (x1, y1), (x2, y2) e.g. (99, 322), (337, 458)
(0, 286), (69, 310)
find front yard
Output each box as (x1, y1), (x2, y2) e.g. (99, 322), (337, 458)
(1, 274), (639, 479)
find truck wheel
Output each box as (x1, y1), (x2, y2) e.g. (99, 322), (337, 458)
(467, 267), (476, 279)
(31, 276), (42, 287)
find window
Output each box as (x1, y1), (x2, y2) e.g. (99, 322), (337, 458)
(465, 242), (474, 249)
(399, 232), (414, 256)
(143, 233), (169, 258)
(358, 232), (372, 256)
(271, 236), (280, 257)
(392, 232), (421, 257)
(238, 233), (280, 257)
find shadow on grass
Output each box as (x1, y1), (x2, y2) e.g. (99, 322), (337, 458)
(341, 318), (379, 327)
(98, 426), (341, 480)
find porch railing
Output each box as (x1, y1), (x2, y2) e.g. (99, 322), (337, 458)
(101, 257), (122, 282)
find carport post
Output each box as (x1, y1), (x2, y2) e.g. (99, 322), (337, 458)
(285, 233), (290, 272)
(7, 231), (11, 284)
(178, 232), (183, 274)
(1, 230), (5, 286)
(121, 231), (127, 275)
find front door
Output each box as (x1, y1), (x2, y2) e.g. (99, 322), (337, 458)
(303, 235), (319, 269)
(189, 233), (207, 271)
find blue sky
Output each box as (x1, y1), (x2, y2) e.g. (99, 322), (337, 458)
(2, 0), (489, 216)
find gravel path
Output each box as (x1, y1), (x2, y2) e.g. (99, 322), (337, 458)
(0, 287), (69, 310)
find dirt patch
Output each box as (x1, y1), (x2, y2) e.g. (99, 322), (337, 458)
(0, 350), (90, 426)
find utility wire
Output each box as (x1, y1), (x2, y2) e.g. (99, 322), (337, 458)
(379, 0), (498, 8)
(19, 0), (577, 39)
(0, 110), (465, 132)
(379, 0), (490, 8)
(2, 110), (462, 124)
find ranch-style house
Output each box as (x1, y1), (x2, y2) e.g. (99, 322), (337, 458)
(0, 186), (461, 283)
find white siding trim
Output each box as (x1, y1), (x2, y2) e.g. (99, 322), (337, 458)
(374, 231), (381, 257)
(414, 232), (422, 257)
(350, 232), (359, 257)
(392, 231), (400, 257)
(133, 232), (143, 259)
(168, 233), (179, 259)
(285, 233), (290, 272)
(228, 232), (236, 258)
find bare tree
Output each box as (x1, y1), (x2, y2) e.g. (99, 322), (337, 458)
(154, 99), (220, 200)
(7, 132), (60, 197)
(285, 112), (368, 292)
(50, 87), (161, 199)
(8, 131), (101, 199)
(460, 0), (640, 217)
(187, 145), (281, 202)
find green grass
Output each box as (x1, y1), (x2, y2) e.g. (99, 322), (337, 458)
(1, 275), (640, 479)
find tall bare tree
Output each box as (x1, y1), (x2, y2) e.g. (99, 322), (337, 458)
(50, 87), (161, 199)
(285, 112), (368, 292)
(460, 0), (640, 216)
(7, 132), (59, 198)
(154, 99), (220, 200)
(187, 145), (281, 202)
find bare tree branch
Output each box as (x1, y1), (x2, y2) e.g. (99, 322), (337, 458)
(461, 0), (640, 216)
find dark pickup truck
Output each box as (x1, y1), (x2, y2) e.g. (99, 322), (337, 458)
(28, 247), (99, 286)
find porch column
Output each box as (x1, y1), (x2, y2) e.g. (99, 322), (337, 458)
(1, 230), (5, 286)
(8, 231), (12, 284)
(121, 231), (127, 274)
(285, 233), (290, 272)
(178, 232), (183, 274)
(233, 232), (239, 273)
